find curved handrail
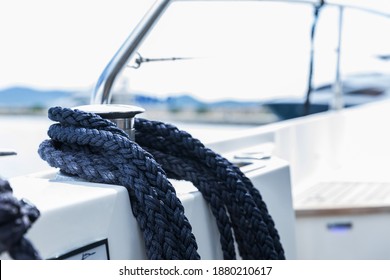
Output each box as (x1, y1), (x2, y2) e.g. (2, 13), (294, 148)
(90, 0), (321, 104)
(91, 0), (390, 105)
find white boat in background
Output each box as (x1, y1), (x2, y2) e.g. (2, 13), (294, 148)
(1, 0), (390, 260)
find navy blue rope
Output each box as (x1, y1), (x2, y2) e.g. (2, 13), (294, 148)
(38, 106), (285, 260)
(135, 119), (285, 260)
(0, 178), (41, 259)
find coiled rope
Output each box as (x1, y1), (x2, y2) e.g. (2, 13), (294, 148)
(38, 106), (285, 260)
(0, 178), (41, 259)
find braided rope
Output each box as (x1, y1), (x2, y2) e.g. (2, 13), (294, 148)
(0, 178), (41, 259)
(135, 119), (285, 260)
(38, 106), (285, 260)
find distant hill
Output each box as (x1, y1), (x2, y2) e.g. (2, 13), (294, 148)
(210, 99), (261, 108)
(137, 93), (260, 109)
(0, 86), (77, 108)
(0, 86), (261, 111)
(166, 94), (205, 109)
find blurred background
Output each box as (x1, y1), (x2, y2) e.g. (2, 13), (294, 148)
(0, 0), (389, 125)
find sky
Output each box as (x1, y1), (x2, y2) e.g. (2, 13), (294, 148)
(1, 0), (389, 102)
(0, 0), (154, 90)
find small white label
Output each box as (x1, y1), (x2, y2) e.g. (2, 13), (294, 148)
(53, 240), (109, 260)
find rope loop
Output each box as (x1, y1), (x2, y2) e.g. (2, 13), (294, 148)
(39, 106), (285, 260)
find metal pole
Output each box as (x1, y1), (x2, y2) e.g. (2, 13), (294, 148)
(330, 6), (344, 110)
(304, 1), (324, 116)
